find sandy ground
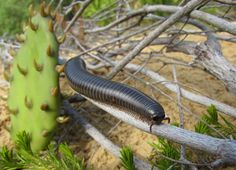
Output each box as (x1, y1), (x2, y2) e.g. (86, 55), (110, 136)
(0, 34), (236, 170)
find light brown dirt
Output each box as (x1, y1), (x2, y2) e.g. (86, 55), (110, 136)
(0, 35), (236, 169)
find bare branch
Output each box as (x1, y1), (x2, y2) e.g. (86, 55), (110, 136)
(167, 37), (236, 95)
(107, 0), (209, 79)
(172, 65), (187, 169)
(85, 3), (236, 35)
(214, 0), (236, 4)
(145, 5), (236, 35)
(85, 8), (147, 33)
(76, 22), (161, 56)
(64, 0), (94, 33)
(63, 100), (155, 170)
(79, 95), (236, 168)
(55, 0), (64, 12)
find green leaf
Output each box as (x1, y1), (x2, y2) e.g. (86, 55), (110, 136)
(0, 146), (24, 170)
(15, 131), (33, 154)
(195, 105), (236, 139)
(59, 143), (85, 170)
(120, 147), (135, 170)
(206, 105), (218, 124)
(150, 138), (180, 170)
(194, 121), (210, 134)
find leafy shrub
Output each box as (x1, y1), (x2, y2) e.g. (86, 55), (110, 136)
(195, 105), (236, 138)
(150, 137), (180, 170)
(0, 0), (72, 36)
(0, 131), (85, 170)
(81, 0), (116, 26)
(0, 0), (32, 35)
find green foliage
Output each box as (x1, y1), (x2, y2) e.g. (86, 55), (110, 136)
(0, 146), (24, 170)
(83, 0), (115, 17)
(81, 0), (116, 26)
(150, 138), (180, 170)
(195, 105), (236, 139)
(7, 7), (60, 152)
(0, 0), (48, 35)
(120, 147), (135, 170)
(58, 143), (85, 170)
(0, 0), (31, 35)
(0, 131), (85, 170)
(0, 0), (73, 35)
(15, 131), (33, 154)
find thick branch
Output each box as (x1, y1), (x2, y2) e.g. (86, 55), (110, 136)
(79, 96), (236, 168)
(63, 100), (155, 170)
(144, 18), (236, 95)
(215, 0), (236, 4)
(145, 5), (236, 35)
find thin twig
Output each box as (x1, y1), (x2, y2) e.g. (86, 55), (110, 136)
(172, 65), (186, 170)
(64, 0), (94, 33)
(55, 0), (64, 12)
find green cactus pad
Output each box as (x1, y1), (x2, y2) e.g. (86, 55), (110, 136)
(8, 8), (60, 152)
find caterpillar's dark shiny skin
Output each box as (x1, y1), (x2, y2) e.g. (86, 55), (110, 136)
(64, 57), (169, 131)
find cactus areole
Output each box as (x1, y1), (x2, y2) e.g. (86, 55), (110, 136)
(7, 6), (60, 152)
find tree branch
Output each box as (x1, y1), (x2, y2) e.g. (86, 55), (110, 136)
(214, 0), (236, 5)
(64, 0), (94, 33)
(107, 0), (209, 79)
(145, 5), (236, 35)
(63, 100), (155, 170)
(167, 37), (236, 95)
(77, 95), (236, 168)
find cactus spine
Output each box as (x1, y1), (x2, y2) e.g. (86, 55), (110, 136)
(7, 4), (60, 152)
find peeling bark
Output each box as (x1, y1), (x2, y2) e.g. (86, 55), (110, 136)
(169, 38), (236, 95)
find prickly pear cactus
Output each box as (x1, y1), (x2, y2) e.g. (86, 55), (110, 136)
(7, 4), (61, 152)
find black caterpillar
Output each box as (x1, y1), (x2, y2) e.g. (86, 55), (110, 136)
(64, 57), (170, 132)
